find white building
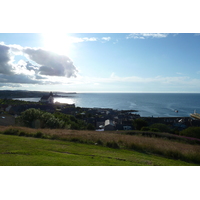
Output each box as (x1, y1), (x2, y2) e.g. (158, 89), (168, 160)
(104, 119), (116, 131)
(40, 92), (54, 104)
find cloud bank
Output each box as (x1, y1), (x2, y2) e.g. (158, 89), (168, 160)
(23, 48), (78, 77)
(0, 44), (15, 75)
(0, 43), (78, 87)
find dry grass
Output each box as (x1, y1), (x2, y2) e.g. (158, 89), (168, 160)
(1, 126), (200, 164)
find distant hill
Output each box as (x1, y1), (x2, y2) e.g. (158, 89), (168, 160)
(0, 90), (76, 99)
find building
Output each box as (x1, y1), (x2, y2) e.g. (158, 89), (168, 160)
(104, 119), (116, 131)
(40, 92), (54, 104)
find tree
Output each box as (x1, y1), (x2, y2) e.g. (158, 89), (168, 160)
(19, 108), (42, 127)
(19, 108), (65, 129)
(41, 112), (65, 129)
(53, 112), (87, 130)
(133, 118), (148, 130)
(87, 123), (95, 130)
(150, 123), (171, 133)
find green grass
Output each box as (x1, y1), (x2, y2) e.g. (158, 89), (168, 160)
(0, 134), (197, 166)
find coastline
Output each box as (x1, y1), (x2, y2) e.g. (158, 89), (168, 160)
(1, 90), (200, 118)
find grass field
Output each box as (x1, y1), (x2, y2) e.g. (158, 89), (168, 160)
(0, 132), (198, 166)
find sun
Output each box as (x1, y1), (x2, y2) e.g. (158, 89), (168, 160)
(42, 33), (72, 55)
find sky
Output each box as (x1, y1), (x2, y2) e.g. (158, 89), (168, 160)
(1, 33), (200, 93)
(0, 0), (200, 93)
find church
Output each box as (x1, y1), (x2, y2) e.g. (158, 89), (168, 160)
(40, 92), (54, 104)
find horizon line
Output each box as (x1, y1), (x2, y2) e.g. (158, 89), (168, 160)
(1, 89), (200, 94)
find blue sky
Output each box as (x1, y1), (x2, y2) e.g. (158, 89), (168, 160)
(1, 33), (200, 93)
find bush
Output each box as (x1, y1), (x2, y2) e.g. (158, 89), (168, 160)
(150, 128), (160, 132)
(19, 131), (26, 136)
(34, 131), (43, 138)
(150, 123), (171, 133)
(19, 108), (65, 129)
(50, 134), (60, 140)
(133, 119), (148, 130)
(25, 133), (34, 137)
(70, 122), (80, 130)
(141, 127), (150, 131)
(87, 124), (95, 130)
(53, 112), (87, 130)
(96, 139), (103, 145)
(165, 150), (183, 160)
(3, 128), (19, 136)
(129, 143), (143, 152)
(106, 141), (119, 149)
(19, 108), (42, 127)
(180, 127), (200, 139)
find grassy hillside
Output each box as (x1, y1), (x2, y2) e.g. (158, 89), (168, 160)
(0, 134), (196, 166)
(0, 126), (199, 166)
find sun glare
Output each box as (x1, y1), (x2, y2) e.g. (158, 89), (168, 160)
(42, 33), (72, 55)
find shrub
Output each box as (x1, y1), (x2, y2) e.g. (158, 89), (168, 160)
(165, 150), (183, 160)
(150, 123), (171, 133)
(180, 127), (200, 139)
(19, 108), (42, 127)
(3, 128), (19, 136)
(19, 131), (26, 136)
(141, 127), (150, 131)
(129, 143), (143, 152)
(34, 131), (43, 138)
(50, 134), (60, 140)
(150, 128), (160, 132)
(96, 139), (103, 145)
(70, 122), (80, 130)
(19, 108), (65, 129)
(106, 141), (119, 149)
(133, 119), (148, 130)
(53, 112), (88, 130)
(87, 123), (95, 130)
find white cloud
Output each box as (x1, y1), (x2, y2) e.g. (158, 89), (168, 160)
(14, 60), (32, 75)
(23, 47), (78, 77)
(0, 43), (79, 87)
(68, 37), (98, 43)
(102, 37), (111, 41)
(126, 33), (169, 39)
(61, 36), (112, 43)
(0, 44), (15, 75)
(0, 83), (22, 88)
(83, 37), (97, 42)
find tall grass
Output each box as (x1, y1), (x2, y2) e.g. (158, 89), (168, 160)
(0, 126), (200, 164)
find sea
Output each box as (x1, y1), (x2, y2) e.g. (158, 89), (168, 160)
(13, 93), (200, 118)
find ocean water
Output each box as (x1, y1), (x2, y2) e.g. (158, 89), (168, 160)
(14, 93), (200, 117)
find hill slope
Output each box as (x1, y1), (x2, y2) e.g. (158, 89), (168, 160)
(0, 134), (196, 166)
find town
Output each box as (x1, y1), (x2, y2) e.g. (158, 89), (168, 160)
(0, 91), (200, 131)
